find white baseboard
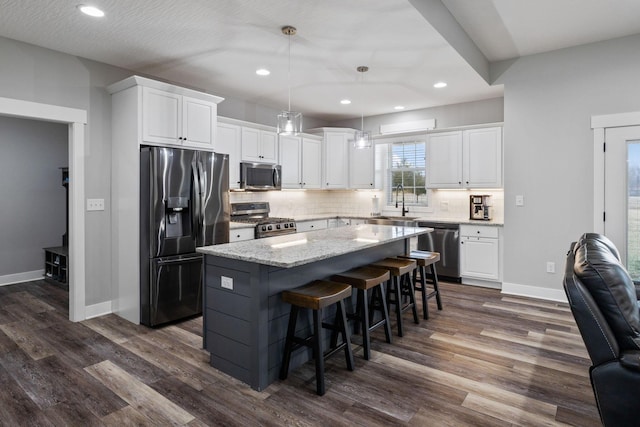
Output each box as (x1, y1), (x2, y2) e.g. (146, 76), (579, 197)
(0, 270), (44, 286)
(501, 282), (568, 303)
(85, 301), (112, 319)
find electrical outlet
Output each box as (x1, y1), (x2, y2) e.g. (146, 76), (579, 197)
(221, 276), (233, 290)
(87, 198), (104, 211)
(546, 262), (555, 273)
(515, 195), (524, 207)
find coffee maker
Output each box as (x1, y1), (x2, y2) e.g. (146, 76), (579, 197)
(470, 195), (492, 220)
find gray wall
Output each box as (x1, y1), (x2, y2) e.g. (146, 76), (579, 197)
(0, 116), (67, 275)
(329, 97), (504, 130)
(494, 33), (640, 294)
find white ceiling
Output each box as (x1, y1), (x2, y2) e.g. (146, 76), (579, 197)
(0, 0), (639, 122)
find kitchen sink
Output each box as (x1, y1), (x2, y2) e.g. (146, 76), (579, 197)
(372, 215), (419, 220)
(366, 216), (418, 227)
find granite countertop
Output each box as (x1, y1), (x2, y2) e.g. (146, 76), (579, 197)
(199, 224), (431, 268)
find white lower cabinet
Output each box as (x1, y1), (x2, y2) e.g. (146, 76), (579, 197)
(229, 227), (255, 242)
(297, 219), (328, 232)
(328, 218), (350, 227)
(460, 224), (501, 283)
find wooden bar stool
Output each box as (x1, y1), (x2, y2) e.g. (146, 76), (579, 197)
(279, 280), (354, 396)
(331, 266), (392, 360)
(400, 250), (443, 319)
(369, 258), (418, 337)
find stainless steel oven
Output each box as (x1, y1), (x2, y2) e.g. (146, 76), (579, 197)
(240, 162), (282, 191)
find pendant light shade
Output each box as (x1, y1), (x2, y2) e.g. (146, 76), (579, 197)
(277, 26), (303, 136)
(354, 66), (372, 149)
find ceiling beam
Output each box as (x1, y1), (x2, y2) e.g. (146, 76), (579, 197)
(408, 0), (491, 84)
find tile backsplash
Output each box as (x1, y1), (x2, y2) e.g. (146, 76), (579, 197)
(229, 189), (504, 221)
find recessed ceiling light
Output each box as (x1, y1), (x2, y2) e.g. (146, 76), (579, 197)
(340, 99), (351, 105)
(434, 81), (447, 88)
(394, 106), (405, 110)
(77, 5), (105, 17)
(256, 68), (270, 76)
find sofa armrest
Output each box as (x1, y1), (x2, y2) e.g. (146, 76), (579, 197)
(619, 350), (640, 372)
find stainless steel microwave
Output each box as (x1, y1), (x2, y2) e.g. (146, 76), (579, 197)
(239, 162), (282, 190)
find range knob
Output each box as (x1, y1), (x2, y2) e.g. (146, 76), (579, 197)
(290, 222), (295, 228)
(284, 223), (289, 228)
(276, 224), (281, 229)
(261, 226), (267, 231)
(267, 225), (273, 230)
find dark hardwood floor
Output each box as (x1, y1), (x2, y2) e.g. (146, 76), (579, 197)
(0, 279), (600, 426)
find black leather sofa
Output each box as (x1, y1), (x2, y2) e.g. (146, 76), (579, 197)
(563, 233), (640, 427)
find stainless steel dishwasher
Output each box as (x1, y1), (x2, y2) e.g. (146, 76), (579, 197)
(417, 222), (460, 281)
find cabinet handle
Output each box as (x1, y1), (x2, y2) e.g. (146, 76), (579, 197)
(458, 181), (462, 184)
(477, 230), (480, 234)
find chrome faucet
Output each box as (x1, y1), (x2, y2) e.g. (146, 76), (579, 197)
(395, 184), (409, 216)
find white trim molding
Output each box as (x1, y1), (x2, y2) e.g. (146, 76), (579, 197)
(501, 282), (568, 303)
(0, 270), (44, 286)
(0, 96), (87, 322)
(85, 301), (112, 320)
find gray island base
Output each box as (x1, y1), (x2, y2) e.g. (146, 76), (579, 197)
(197, 224), (431, 391)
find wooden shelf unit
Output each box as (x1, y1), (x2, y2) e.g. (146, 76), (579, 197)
(44, 246), (68, 288)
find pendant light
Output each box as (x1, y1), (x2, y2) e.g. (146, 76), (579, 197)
(277, 25), (302, 136)
(354, 66), (372, 149)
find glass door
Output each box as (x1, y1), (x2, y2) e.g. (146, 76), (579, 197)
(604, 126), (640, 279)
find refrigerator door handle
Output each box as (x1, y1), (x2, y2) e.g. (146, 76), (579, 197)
(192, 160), (202, 241)
(196, 159), (207, 243)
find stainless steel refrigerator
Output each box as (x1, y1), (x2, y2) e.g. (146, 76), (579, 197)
(140, 146), (229, 327)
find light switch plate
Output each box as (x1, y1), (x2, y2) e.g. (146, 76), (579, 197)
(221, 276), (233, 290)
(515, 195), (524, 207)
(87, 198), (105, 211)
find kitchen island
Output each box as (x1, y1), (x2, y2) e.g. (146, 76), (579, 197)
(197, 224), (431, 391)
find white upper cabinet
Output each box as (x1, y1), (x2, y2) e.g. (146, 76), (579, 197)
(324, 132), (349, 189)
(306, 128), (355, 189)
(216, 121), (242, 189)
(426, 126), (502, 189)
(242, 127), (278, 163)
(463, 127), (502, 188)
(349, 141), (375, 189)
(427, 131), (463, 188)
(279, 134), (302, 188)
(278, 135), (322, 189)
(141, 86), (219, 149)
(301, 137), (322, 189)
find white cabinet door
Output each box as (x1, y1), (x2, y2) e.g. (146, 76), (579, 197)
(241, 127), (278, 163)
(463, 127), (502, 188)
(302, 137), (322, 189)
(426, 131), (463, 188)
(229, 227), (255, 242)
(142, 88), (217, 149)
(241, 127), (261, 161)
(460, 225), (501, 282)
(297, 219), (328, 232)
(349, 142), (375, 189)
(279, 135), (302, 188)
(324, 133), (349, 189)
(260, 130), (278, 163)
(182, 96), (216, 149)
(216, 122), (242, 189)
(460, 236), (500, 280)
(142, 87), (181, 145)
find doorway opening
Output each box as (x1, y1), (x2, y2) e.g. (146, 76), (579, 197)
(0, 97), (87, 321)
